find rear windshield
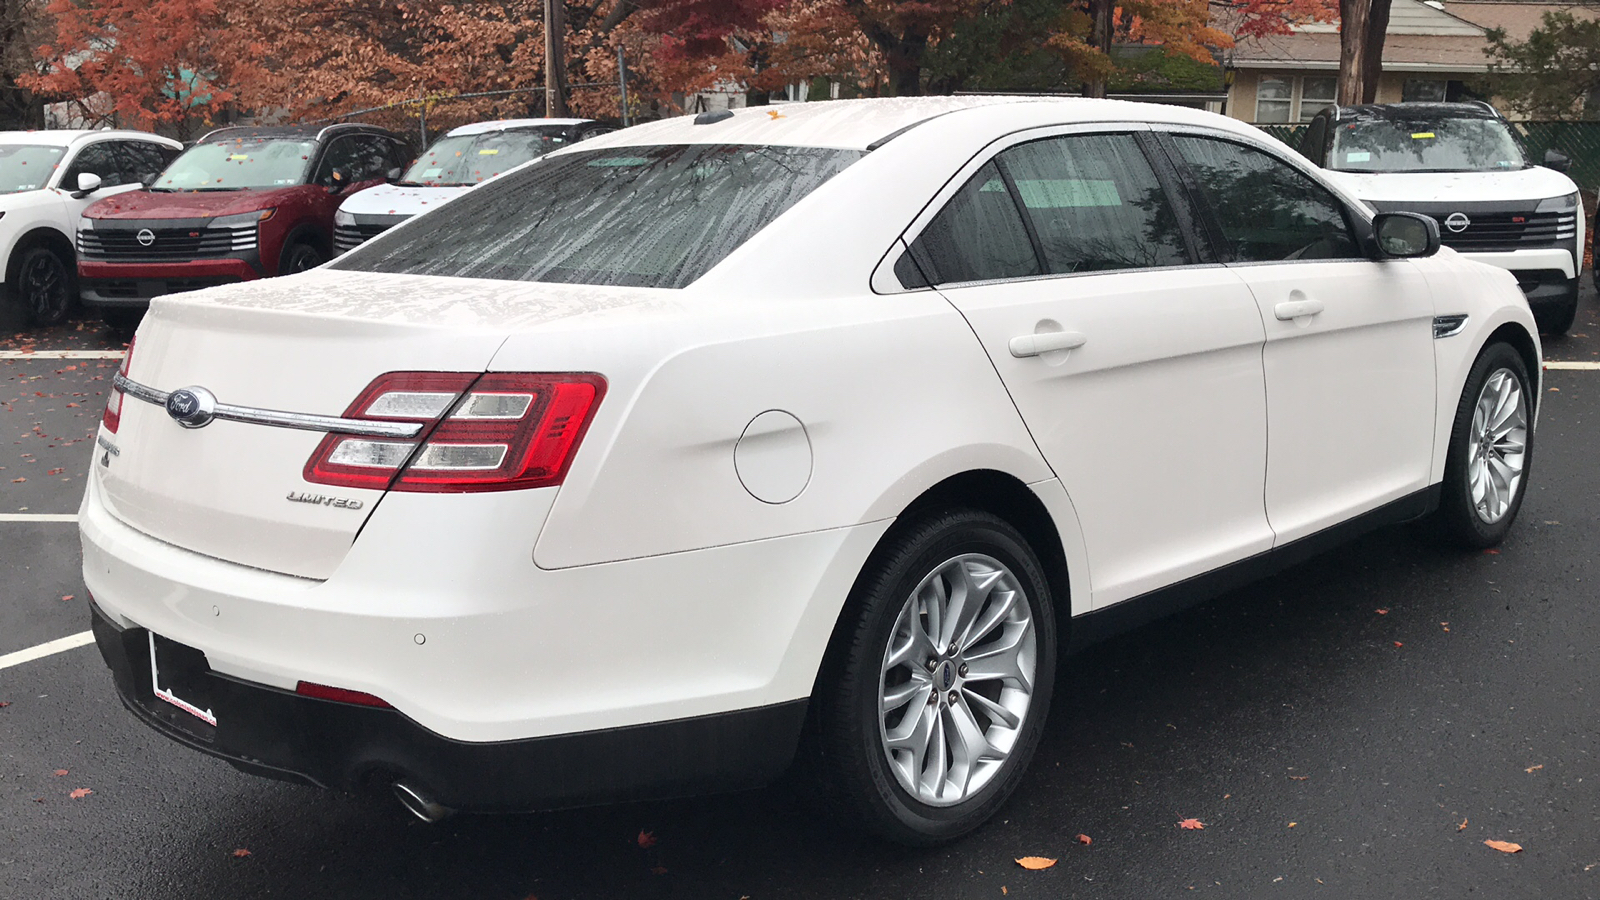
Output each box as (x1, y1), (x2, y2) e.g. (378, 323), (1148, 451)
(152, 138), (316, 191)
(333, 144), (863, 289)
(1329, 117), (1526, 173)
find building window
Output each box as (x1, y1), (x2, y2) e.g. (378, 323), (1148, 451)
(1403, 79), (1448, 102)
(1256, 77), (1293, 123)
(1299, 77), (1337, 121)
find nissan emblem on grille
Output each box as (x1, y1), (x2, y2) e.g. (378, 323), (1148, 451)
(136, 228), (156, 246)
(1445, 212), (1471, 233)
(165, 386), (218, 429)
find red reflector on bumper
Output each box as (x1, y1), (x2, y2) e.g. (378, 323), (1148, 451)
(295, 681), (392, 708)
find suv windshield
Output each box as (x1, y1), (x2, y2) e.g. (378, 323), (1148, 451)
(152, 138), (317, 191)
(1330, 117), (1526, 173)
(336, 144), (863, 289)
(400, 128), (577, 186)
(0, 145), (65, 194)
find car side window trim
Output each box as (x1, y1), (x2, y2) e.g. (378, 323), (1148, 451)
(886, 122), (1212, 292)
(1147, 131), (1232, 263)
(1133, 131), (1209, 265)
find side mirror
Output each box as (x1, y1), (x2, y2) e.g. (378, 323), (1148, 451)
(72, 172), (103, 198)
(1373, 212), (1441, 259)
(1544, 148), (1571, 173)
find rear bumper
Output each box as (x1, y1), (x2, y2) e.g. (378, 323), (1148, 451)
(91, 601), (806, 810)
(79, 259), (260, 307)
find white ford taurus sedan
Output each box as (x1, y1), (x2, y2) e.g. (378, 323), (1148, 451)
(82, 96), (1539, 845)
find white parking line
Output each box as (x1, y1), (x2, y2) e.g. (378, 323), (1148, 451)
(1547, 361), (1600, 370)
(0, 631), (94, 671)
(0, 350), (125, 359)
(0, 513), (78, 522)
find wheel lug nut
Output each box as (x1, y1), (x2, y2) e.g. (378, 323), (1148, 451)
(926, 658), (938, 672)
(947, 643), (958, 655)
(959, 664), (968, 677)
(948, 691), (960, 705)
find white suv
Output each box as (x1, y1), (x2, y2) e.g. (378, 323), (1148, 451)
(0, 130), (181, 325)
(1299, 102), (1584, 334)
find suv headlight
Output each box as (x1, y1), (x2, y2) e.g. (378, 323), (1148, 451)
(212, 209), (274, 228)
(77, 216), (94, 232)
(334, 208), (355, 228)
(1535, 192), (1579, 213)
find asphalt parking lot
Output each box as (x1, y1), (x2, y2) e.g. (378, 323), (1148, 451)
(4, 294), (1600, 900)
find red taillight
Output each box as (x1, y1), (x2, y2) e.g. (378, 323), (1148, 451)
(102, 337), (135, 434)
(295, 681), (392, 708)
(303, 371), (606, 493)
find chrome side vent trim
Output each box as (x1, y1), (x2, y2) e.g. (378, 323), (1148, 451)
(113, 373), (424, 438)
(1434, 314), (1469, 339)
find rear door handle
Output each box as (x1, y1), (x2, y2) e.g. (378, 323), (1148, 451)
(1274, 299), (1325, 320)
(1009, 331), (1087, 358)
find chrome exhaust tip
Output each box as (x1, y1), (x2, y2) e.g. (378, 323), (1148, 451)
(392, 782), (455, 823)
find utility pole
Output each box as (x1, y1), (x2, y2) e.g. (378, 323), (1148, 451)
(543, 0), (568, 117)
(618, 46), (629, 127)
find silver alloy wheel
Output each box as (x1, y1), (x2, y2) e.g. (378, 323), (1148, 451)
(1468, 367), (1528, 525)
(878, 553), (1036, 807)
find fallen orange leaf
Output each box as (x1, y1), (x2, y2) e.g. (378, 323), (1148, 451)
(1458, 818), (1468, 831)
(1015, 856), (1057, 870)
(1178, 818), (1204, 830)
(1076, 833), (1092, 845)
(68, 788), (91, 799)
(1375, 609), (1389, 615)
(1526, 765), (1543, 773)
(52, 769), (67, 777)
(1484, 839), (1522, 854)
(1288, 822), (1297, 828)
(232, 848), (251, 858)
(1289, 775), (1309, 781)
(637, 830), (658, 849)
(60, 595), (73, 602)
(1393, 641), (1404, 648)
(1002, 888), (1008, 895)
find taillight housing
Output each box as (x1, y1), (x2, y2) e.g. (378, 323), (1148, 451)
(304, 371), (606, 493)
(102, 337), (135, 434)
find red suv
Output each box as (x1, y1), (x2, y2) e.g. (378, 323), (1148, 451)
(76, 123), (413, 327)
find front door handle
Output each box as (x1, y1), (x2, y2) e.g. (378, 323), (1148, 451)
(1274, 298), (1325, 320)
(1009, 331), (1087, 358)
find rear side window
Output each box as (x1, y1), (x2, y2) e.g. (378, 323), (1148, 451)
(336, 144), (863, 289)
(907, 161), (1040, 285)
(1171, 135), (1359, 263)
(998, 134), (1188, 273)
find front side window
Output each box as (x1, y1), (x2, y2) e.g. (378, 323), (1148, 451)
(63, 144), (123, 188)
(997, 134), (1188, 273)
(1171, 135), (1359, 262)
(115, 141), (177, 185)
(153, 138), (317, 191)
(907, 161), (1040, 285)
(0, 144), (65, 194)
(1329, 116), (1526, 173)
(336, 144), (862, 289)
(401, 127), (579, 186)
(1256, 77), (1293, 124)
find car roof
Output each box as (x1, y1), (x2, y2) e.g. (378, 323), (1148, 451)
(576, 96), (1268, 152)
(445, 118), (595, 137)
(0, 129), (180, 147)
(196, 123), (405, 144)
(1330, 101), (1501, 121)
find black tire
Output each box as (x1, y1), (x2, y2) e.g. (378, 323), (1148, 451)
(1429, 342), (1534, 548)
(1533, 292), (1578, 336)
(280, 241), (325, 275)
(99, 307), (143, 335)
(13, 245), (74, 327)
(809, 508), (1057, 846)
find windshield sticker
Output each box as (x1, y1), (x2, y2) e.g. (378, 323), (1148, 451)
(1411, 132), (1435, 140)
(1015, 178), (1122, 208)
(1344, 151), (1371, 163)
(479, 148), (500, 155)
(422, 167), (443, 177)
(229, 154), (249, 161)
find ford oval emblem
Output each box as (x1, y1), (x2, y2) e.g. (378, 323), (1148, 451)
(165, 386), (217, 429)
(1444, 212), (1470, 233)
(136, 228), (156, 246)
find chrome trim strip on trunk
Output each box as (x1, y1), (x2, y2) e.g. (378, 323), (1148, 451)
(113, 373), (424, 438)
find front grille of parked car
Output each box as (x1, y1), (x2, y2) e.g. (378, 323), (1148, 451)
(1439, 211), (1577, 253)
(334, 222), (395, 253)
(78, 224), (257, 260)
